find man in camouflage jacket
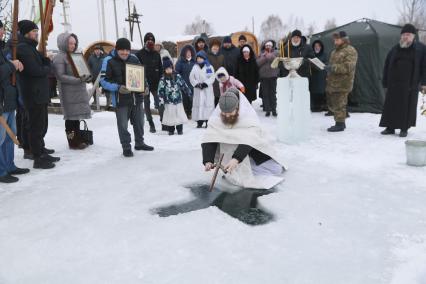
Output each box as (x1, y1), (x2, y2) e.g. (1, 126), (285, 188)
(325, 31), (358, 132)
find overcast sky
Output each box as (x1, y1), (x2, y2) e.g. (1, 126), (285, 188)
(18, 0), (401, 50)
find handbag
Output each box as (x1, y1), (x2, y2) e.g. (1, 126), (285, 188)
(79, 120), (93, 145)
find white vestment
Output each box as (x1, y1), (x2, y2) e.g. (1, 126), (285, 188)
(202, 94), (287, 189)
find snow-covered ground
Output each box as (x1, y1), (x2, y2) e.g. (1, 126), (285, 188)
(1, 99), (426, 284)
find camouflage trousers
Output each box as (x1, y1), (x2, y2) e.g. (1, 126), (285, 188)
(327, 92), (348, 123)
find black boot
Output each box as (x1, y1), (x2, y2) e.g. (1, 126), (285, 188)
(381, 128), (395, 135)
(148, 120), (156, 133)
(325, 111), (333, 116)
(265, 112), (271, 117)
(400, 129), (408, 137)
(197, 121), (203, 128)
(204, 121), (208, 128)
(135, 143), (154, 151)
(40, 153), (61, 163)
(327, 122), (346, 132)
(177, 124), (183, 135)
(33, 157), (56, 169)
(42, 147), (55, 154)
(0, 174), (19, 183)
(272, 110), (278, 117)
(123, 149), (134, 157)
(9, 167), (30, 175)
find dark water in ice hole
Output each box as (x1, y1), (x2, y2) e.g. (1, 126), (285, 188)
(152, 184), (275, 226)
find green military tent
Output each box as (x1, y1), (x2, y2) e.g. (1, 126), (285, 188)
(310, 19), (403, 113)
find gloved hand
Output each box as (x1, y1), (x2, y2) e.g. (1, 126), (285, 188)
(195, 83), (203, 89)
(224, 158), (239, 173)
(324, 65), (333, 73)
(201, 83), (208, 89)
(119, 85), (131, 95)
(204, 162), (215, 172)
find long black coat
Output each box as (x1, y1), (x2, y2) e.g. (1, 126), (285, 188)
(221, 44), (240, 76)
(380, 42), (426, 130)
(16, 37), (51, 107)
(135, 47), (163, 91)
(309, 40), (328, 94)
(235, 45), (259, 103)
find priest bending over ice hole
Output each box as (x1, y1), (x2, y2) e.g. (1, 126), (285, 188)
(201, 88), (286, 189)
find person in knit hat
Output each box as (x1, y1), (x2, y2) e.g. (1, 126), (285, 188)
(221, 35), (240, 76)
(158, 58), (192, 135)
(238, 34), (247, 48)
(379, 23), (426, 137)
(201, 88), (287, 189)
(101, 38), (154, 157)
(16, 19), (61, 169)
(136, 32), (163, 133)
(189, 50), (216, 128)
(280, 29), (315, 78)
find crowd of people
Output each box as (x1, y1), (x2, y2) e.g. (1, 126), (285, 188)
(0, 18), (425, 184)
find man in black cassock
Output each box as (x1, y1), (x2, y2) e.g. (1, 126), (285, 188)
(380, 24), (426, 137)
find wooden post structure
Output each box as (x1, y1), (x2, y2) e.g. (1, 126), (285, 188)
(38, 0), (56, 56)
(11, 0), (19, 86)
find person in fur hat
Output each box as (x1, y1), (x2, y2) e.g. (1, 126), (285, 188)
(190, 51), (216, 128)
(215, 67), (245, 96)
(158, 58), (191, 135)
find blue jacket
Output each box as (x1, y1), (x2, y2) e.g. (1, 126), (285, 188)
(100, 50), (148, 107)
(175, 45), (196, 93)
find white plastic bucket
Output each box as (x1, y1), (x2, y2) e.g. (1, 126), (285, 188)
(405, 140), (426, 167)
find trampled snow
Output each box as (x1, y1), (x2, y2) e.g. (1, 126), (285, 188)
(0, 99), (425, 284)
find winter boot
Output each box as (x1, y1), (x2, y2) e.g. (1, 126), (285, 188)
(381, 128), (395, 135)
(265, 112), (271, 117)
(33, 157), (56, 169)
(123, 149), (134, 157)
(66, 131), (87, 150)
(148, 120), (156, 133)
(400, 130), (408, 137)
(204, 121), (208, 128)
(197, 121), (203, 128)
(327, 122), (346, 132)
(324, 111), (333, 116)
(272, 110), (278, 117)
(42, 147), (55, 154)
(0, 174), (19, 183)
(177, 125), (183, 135)
(8, 167), (30, 175)
(135, 143), (154, 151)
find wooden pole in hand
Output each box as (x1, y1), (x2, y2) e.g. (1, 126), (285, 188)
(0, 117), (20, 146)
(11, 0), (19, 86)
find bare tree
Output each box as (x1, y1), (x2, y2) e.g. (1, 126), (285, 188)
(184, 16), (214, 36)
(259, 15), (287, 42)
(0, 0), (12, 36)
(324, 18), (337, 30)
(398, 0), (426, 28)
(306, 22), (317, 36)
